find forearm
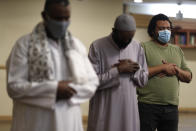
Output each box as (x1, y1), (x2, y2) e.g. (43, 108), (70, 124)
(176, 68), (192, 83)
(8, 81), (58, 109)
(148, 65), (164, 78)
(97, 67), (120, 90)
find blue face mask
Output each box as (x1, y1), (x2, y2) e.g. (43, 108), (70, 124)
(46, 19), (70, 39)
(158, 29), (171, 44)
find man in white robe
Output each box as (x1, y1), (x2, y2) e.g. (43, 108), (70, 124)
(6, 0), (98, 131)
(87, 14), (149, 131)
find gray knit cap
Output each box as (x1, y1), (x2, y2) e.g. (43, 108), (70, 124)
(114, 14), (136, 31)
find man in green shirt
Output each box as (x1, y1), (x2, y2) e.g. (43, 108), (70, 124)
(137, 14), (192, 131)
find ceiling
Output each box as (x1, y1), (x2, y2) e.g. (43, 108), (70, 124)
(125, 0), (196, 19)
(131, 0), (196, 4)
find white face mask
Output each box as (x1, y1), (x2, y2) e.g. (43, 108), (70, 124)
(46, 19), (70, 39)
(158, 29), (171, 44)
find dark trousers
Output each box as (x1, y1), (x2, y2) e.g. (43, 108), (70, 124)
(138, 102), (178, 131)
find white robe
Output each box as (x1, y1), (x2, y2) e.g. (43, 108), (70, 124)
(7, 34), (98, 131)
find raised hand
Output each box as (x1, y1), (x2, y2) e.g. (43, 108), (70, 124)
(115, 59), (140, 74)
(161, 60), (177, 76)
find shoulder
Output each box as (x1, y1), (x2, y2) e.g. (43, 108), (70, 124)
(128, 40), (146, 54)
(141, 40), (154, 48)
(87, 36), (109, 57)
(15, 34), (31, 47)
(131, 40), (142, 47)
(128, 40), (142, 49)
(90, 36), (109, 49)
(12, 34), (31, 54)
(131, 40), (152, 52)
(168, 43), (182, 52)
(7, 34), (31, 65)
(168, 43), (180, 49)
(140, 41), (161, 52)
(168, 43), (184, 55)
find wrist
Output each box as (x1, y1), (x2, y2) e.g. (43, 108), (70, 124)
(160, 64), (166, 72)
(175, 66), (180, 76)
(116, 66), (122, 73)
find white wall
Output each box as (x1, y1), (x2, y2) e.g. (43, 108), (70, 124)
(0, 0), (123, 116)
(0, 0), (45, 116)
(0, 0), (196, 117)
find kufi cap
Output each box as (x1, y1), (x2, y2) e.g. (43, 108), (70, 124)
(44, 0), (70, 11)
(114, 14), (136, 31)
(45, 0), (69, 4)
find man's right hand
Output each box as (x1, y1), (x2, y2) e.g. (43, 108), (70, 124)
(115, 59), (139, 74)
(57, 81), (77, 101)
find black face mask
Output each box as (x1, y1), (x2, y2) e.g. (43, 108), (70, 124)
(113, 34), (132, 49)
(116, 39), (132, 49)
(112, 33), (132, 49)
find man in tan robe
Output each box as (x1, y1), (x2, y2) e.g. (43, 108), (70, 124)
(87, 14), (149, 131)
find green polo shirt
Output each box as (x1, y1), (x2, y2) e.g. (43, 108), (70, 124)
(137, 40), (192, 106)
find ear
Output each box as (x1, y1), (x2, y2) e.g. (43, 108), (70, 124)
(112, 28), (115, 33)
(41, 11), (46, 21)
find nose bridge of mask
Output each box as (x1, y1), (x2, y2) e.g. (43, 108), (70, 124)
(51, 19), (70, 29)
(159, 29), (170, 35)
(46, 13), (70, 29)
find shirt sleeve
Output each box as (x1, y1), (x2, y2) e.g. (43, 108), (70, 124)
(6, 36), (58, 110)
(179, 47), (192, 74)
(88, 43), (120, 91)
(132, 44), (149, 87)
(66, 38), (99, 105)
(68, 56), (99, 105)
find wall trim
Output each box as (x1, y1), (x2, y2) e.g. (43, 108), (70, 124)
(178, 108), (196, 113)
(131, 13), (196, 29)
(0, 65), (6, 70)
(83, 115), (88, 124)
(0, 115), (89, 123)
(0, 116), (12, 122)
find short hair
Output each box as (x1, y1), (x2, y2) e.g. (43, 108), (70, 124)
(147, 13), (173, 38)
(44, 0), (70, 11)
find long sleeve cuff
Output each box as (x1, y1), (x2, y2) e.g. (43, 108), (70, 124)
(16, 81), (58, 110)
(132, 64), (148, 87)
(110, 67), (119, 78)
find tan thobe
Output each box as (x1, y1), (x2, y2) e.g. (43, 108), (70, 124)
(87, 35), (148, 131)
